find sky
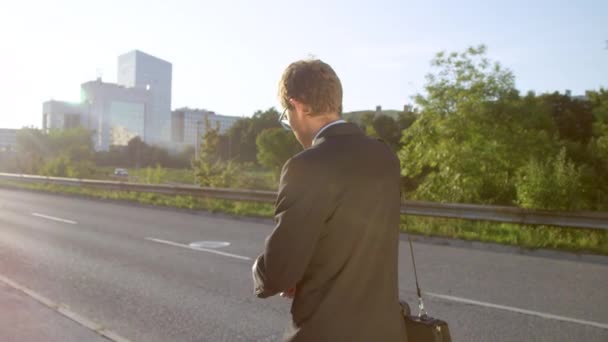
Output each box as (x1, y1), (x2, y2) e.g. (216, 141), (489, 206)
(0, 0), (606, 129)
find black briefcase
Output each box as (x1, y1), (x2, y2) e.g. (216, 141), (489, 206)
(400, 234), (452, 342)
(400, 301), (451, 342)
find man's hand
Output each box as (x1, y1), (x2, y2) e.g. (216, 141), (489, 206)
(280, 287), (296, 299)
(252, 257), (266, 296)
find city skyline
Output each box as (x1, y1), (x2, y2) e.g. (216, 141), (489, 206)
(1, 0), (606, 129)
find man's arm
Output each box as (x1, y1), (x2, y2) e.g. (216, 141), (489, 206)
(252, 157), (328, 298)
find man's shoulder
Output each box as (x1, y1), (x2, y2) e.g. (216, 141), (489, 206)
(286, 134), (397, 171)
(286, 139), (342, 167)
(279, 144), (336, 183)
(283, 148), (321, 174)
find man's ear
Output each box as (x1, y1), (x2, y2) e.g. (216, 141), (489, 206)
(289, 98), (310, 116)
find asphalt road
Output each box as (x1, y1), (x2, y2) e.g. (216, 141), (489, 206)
(0, 188), (607, 342)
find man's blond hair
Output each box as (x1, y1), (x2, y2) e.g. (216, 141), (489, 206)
(279, 59), (343, 115)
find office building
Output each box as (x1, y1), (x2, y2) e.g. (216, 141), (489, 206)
(0, 128), (17, 152)
(171, 108), (240, 146)
(81, 78), (152, 151)
(42, 100), (85, 131)
(118, 50), (172, 144)
(42, 50), (240, 153)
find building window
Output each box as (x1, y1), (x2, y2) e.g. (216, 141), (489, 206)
(109, 101), (145, 146)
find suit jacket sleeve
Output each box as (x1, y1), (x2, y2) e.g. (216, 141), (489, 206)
(253, 157), (328, 298)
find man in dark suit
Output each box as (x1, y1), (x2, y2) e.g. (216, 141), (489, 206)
(252, 59), (407, 341)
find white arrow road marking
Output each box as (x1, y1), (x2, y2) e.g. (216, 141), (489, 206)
(32, 213), (77, 225)
(145, 237), (251, 261)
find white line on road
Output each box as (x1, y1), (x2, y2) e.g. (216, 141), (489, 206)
(426, 292), (608, 330)
(145, 237), (252, 261)
(0, 274), (131, 342)
(31, 213), (77, 225)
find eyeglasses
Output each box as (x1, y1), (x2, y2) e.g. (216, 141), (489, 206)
(279, 108), (292, 131)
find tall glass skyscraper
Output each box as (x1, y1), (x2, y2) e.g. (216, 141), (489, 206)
(117, 50), (172, 144)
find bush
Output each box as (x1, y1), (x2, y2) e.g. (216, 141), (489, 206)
(40, 155), (95, 179)
(516, 148), (586, 210)
(40, 155), (71, 177)
(194, 159), (240, 188)
(144, 164), (168, 184)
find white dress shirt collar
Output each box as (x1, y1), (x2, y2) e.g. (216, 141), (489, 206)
(312, 119), (347, 145)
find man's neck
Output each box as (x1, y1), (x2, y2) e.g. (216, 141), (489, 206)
(305, 115), (344, 148)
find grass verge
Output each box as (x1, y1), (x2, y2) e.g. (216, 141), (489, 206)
(1, 180), (606, 255)
(0, 181), (274, 218)
(401, 216), (608, 256)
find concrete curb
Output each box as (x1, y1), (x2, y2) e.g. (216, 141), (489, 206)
(0, 274), (131, 342)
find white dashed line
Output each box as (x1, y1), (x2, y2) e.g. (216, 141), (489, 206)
(145, 237), (251, 261)
(189, 241), (231, 249)
(0, 274), (131, 342)
(31, 213), (77, 225)
(426, 292), (608, 330)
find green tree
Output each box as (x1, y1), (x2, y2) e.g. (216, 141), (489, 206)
(14, 128), (48, 174)
(587, 89), (608, 167)
(589, 123), (608, 167)
(540, 91), (594, 145)
(224, 108), (281, 163)
(193, 118), (239, 187)
(372, 116), (400, 149)
(256, 128), (302, 179)
(199, 118), (221, 163)
(124, 136), (172, 168)
(126, 137), (146, 168)
(345, 109), (417, 150)
(175, 145), (196, 168)
(587, 124), (608, 209)
(581, 89), (608, 209)
(14, 127), (95, 175)
(47, 128), (95, 162)
(397, 110), (417, 132)
(356, 112), (378, 137)
(399, 45), (559, 204)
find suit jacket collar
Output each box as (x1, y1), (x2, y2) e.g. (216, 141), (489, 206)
(312, 122), (363, 147)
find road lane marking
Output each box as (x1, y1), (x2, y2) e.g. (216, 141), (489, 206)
(31, 213), (77, 225)
(426, 292), (608, 330)
(0, 274), (131, 342)
(189, 241), (231, 249)
(145, 237), (251, 261)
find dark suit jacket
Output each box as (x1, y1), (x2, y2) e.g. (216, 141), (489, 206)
(253, 122), (407, 342)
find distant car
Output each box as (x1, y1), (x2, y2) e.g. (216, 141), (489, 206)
(113, 168), (129, 177)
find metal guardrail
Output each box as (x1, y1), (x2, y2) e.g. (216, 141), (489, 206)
(401, 200), (608, 231)
(1, 172), (607, 231)
(0, 173), (277, 203)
